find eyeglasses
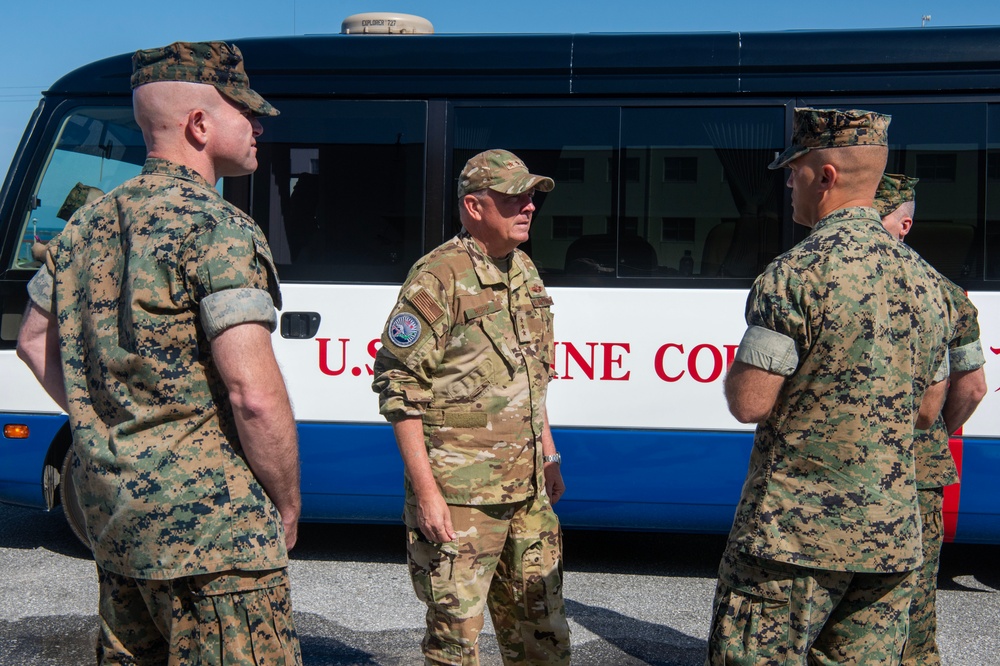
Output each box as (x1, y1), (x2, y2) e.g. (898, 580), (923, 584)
(496, 190), (535, 205)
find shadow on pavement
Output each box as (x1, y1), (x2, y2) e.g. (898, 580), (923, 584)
(938, 541), (1000, 593)
(566, 598), (706, 666)
(0, 503), (92, 559)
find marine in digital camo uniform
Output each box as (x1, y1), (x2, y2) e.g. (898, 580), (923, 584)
(707, 108), (952, 665)
(875, 173), (988, 666)
(372, 149), (571, 666)
(16, 41), (302, 665)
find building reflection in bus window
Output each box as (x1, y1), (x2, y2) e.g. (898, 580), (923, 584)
(452, 105), (786, 284)
(842, 102), (987, 285)
(985, 104), (1000, 281)
(244, 100), (427, 284)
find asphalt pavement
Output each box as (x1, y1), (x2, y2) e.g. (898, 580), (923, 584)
(1, 502), (997, 665)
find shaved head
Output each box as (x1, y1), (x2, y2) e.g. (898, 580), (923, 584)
(811, 144), (888, 201)
(133, 81), (226, 151)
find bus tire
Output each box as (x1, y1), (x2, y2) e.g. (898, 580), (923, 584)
(60, 449), (91, 552)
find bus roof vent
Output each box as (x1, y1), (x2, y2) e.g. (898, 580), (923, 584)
(341, 13), (434, 35)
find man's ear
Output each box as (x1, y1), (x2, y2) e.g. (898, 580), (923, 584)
(899, 216), (913, 240)
(817, 163), (838, 191)
(461, 194), (483, 221)
(186, 109), (209, 148)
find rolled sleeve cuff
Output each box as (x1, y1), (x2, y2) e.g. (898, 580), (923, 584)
(933, 357), (950, 384)
(950, 340), (985, 373)
(200, 288), (276, 340)
(27, 267), (54, 314)
(734, 325), (799, 376)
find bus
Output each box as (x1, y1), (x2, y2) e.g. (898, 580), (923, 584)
(1, 19), (999, 545)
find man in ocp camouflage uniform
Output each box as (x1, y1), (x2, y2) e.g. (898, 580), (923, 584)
(707, 108), (952, 665)
(16, 41), (301, 665)
(372, 149), (570, 666)
(875, 173), (988, 666)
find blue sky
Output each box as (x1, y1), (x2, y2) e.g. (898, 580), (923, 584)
(3, 0), (1000, 183)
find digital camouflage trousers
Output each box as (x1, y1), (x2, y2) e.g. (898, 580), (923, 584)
(96, 566), (301, 666)
(707, 547), (915, 665)
(902, 487), (945, 666)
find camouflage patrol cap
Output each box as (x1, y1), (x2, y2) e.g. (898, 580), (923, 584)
(458, 149), (555, 198)
(130, 41), (278, 117)
(57, 183), (105, 221)
(874, 172), (919, 217)
(768, 107), (891, 170)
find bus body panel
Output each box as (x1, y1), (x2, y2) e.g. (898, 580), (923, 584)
(0, 412), (63, 507)
(950, 438), (1000, 544)
(2, 26), (1000, 542)
(963, 292), (1000, 438)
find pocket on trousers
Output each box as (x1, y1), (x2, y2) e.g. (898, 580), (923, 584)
(520, 532), (563, 619)
(406, 526), (460, 607)
(708, 553), (791, 665)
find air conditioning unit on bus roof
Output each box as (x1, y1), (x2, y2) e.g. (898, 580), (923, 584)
(341, 13), (434, 35)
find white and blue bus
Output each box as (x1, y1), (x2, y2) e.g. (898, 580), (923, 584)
(2, 18), (999, 544)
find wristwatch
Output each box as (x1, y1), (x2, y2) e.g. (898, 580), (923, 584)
(542, 453), (561, 465)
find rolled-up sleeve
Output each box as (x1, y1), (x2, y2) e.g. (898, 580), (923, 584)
(187, 216), (281, 339)
(26, 266), (55, 314)
(738, 262), (808, 377)
(734, 325), (799, 376)
(201, 288), (276, 339)
(371, 273), (449, 422)
(372, 350), (434, 421)
(949, 339), (985, 373)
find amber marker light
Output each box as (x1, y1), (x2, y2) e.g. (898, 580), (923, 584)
(3, 424), (30, 439)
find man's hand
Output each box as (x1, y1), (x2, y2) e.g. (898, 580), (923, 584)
(544, 462), (566, 504)
(282, 516), (299, 551)
(415, 489), (456, 543)
(392, 417), (456, 543)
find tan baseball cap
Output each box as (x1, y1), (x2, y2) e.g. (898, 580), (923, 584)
(457, 149), (555, 198)
(131, 41), (278, 117)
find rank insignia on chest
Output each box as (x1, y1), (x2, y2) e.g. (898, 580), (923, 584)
(388, 312), (422, 348)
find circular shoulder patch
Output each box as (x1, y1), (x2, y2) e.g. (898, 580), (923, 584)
(388, 312), (422, 348)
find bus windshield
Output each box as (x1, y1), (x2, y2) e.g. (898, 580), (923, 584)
(11, 107), (145, 271)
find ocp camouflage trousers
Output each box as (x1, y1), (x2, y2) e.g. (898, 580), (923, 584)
(96, 566), (301, 665)
(404, 497), (571, 666)
(902, 486), (945, 666)
(706, 547), (915, 665)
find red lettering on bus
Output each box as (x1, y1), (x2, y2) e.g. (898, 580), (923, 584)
(724, 344), (739, 371)
(366, 338), (381, 376)
(992, 347), (999, 392)
(688, 343), (722, 383)
(654, 342), (739, 383)
(317, 338), (349, 376)
(557, 342), (598, 380)
(654, 343), (685, 382)
(601, 343), (630, 380)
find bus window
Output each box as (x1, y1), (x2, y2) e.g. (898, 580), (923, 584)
(10, 107), (144, 271)
(245, 100), (427, 284)
(452, 106), (619, 280)
(621, 106), (785, 279)
(452, 105), (786, 282)
(830, 102), (987, 283)
(986, 105), (1000, 281)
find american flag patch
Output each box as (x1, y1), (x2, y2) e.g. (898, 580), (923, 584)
(409, 288), (444, 323)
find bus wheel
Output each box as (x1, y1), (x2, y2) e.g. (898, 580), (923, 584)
(60, 450), (91, 551)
